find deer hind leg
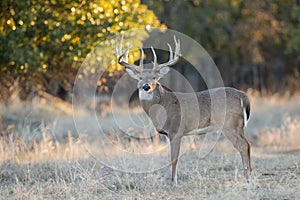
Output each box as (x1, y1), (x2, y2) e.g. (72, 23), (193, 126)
(169, 136), (182, 188)
(223, 128), (252, 181)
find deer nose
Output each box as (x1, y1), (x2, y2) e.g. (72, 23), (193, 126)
(143, 83), (151, 91)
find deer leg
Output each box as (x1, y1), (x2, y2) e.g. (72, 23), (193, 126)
(169, 135), (182, 188)
(224, 129), (252, 181)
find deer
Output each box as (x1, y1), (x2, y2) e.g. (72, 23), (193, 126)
(115, 36), (252, 188)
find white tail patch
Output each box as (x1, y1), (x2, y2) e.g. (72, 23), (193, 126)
(240, 99), (248, 128)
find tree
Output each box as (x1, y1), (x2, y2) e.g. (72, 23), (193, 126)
(142, 0), (300, 94)
(0, 0), (162, 101)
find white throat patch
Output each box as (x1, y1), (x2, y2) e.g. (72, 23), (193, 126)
(139, 90), (154, 101)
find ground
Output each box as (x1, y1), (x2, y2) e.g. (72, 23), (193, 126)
(0, 92), (299, 199)
(1, 148), (299, 199)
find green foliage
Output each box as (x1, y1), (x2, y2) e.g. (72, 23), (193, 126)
(0, 0), (162, 100)
(143, 0), (300, 93)
(145, 0), (298, 62)
(0, 0), (161, 74)
(286, 4), (300, 56)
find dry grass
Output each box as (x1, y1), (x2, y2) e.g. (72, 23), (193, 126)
(0, 150), (299, 199)
(255, 117), (300, 152)
(0, 92), (300, 199)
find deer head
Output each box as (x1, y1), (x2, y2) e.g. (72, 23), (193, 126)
(115, 36), (181, 100)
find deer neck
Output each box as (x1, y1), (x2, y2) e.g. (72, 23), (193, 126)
(139, 83), (164, 114)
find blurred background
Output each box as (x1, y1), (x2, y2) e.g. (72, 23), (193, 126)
(1, 0), (300, 103)
(0, 0), (300, 162)
(1, 2), (300, 199)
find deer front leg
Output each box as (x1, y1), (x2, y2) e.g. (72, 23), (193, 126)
(169, 135), (182, 188)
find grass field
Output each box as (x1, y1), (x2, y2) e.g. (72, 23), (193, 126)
(0, 92), (300, 199)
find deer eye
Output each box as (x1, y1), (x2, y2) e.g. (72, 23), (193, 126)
(139, 77), (142, 80)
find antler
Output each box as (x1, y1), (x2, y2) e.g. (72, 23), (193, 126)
(152, 35), (181, 71)
(115, 35), (180, 72)
(115, 35), (144, 72)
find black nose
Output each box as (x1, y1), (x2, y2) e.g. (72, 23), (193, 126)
(143, 83), (151, 91)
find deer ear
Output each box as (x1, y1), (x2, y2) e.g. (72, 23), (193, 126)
(126, 68), (139, 79)
(158, 67), (170, 77)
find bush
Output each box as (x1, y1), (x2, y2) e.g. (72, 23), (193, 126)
(0, 0), (162, 100)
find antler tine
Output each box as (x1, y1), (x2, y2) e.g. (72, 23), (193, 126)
(114, 40), (120, 57)
(120, 35), (124, 54)
(139, 48), (144, 67)
(114, 35), (142, 72)
(151, 46), (158, 66)
(174, 35), (181, 57)
(156, 35), (181, 70)
(123, 43), (131, 62)
(167, 43), (173, 61)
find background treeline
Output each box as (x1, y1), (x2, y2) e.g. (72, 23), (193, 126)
(143, 0), (300, 94)
(1, 0), (300, 103)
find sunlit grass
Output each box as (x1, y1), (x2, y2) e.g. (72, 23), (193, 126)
(0, 92), (300, 199)
(256, 117), (300, 152)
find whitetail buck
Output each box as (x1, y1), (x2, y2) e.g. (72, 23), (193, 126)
(115, 36), (252, 188)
